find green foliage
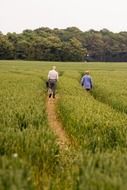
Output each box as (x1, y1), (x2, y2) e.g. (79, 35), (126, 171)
(0, 156), (35, 190)
(58, 77), (127, 151)
(91, 70), (127, 114)
(0, 35), (14, 59)
(1, 61), (127, 189)
(0, 62), (60, 189)
(1, 27), (127, 61)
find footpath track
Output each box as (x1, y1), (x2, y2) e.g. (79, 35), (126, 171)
(46, 97), (71, 150)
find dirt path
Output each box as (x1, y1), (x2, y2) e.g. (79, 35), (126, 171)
(46, 97), (70, 150)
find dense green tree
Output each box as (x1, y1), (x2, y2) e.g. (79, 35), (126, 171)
(60, 37), (87, 61)
(1, 27), (127, 61)
(0, 35), (14, 59)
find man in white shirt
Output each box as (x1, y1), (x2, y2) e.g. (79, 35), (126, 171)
(48, 66), (59, 98)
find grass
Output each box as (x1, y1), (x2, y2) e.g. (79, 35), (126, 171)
(0, 60), (127, 189)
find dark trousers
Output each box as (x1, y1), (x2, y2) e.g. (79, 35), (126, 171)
(48, 79), (57, 98)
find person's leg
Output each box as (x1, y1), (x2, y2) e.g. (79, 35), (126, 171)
(48, 88), (52, 98)
(46, 81), (49, 88)
(52, 81), (56, 98)
(48, 80), (53, 98)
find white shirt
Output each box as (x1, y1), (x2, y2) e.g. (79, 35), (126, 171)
(48, 69), (59, 80)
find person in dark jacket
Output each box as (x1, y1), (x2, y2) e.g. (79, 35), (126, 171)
(81, 71), (93, 91)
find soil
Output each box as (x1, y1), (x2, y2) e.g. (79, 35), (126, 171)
(46, 97), (70, 149)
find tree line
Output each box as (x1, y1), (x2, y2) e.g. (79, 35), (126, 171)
(0, 27), (127, 62)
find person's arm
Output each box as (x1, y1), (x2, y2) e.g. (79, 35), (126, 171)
(81, 77), (84, 86)
(48, 71), (50, 79)
(56, 72), (59, 81)
(90, 77), (93, 89)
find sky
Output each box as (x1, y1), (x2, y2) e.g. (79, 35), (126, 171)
(0, 0), (127, 34)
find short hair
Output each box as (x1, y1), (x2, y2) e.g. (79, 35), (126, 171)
(52, 66), (56, 70)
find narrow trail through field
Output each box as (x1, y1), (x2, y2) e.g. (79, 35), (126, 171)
(46, 96), (71, 150)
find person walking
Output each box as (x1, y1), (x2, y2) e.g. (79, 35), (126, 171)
(48, 66), (59, 98)
(81, 71), (93, 91)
